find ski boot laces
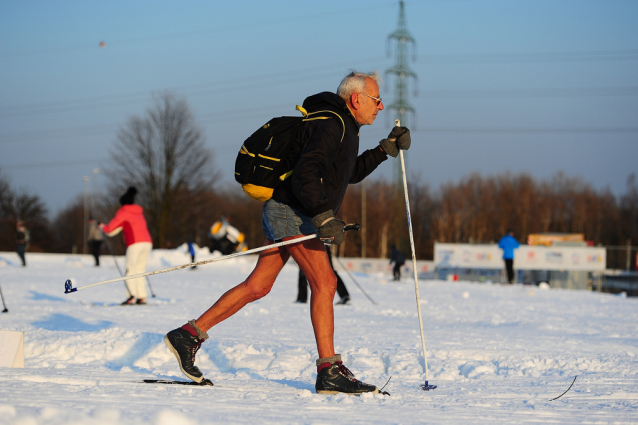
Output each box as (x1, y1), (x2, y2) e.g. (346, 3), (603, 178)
(186, 339), (203, 367)
(337, 362), (357, 382)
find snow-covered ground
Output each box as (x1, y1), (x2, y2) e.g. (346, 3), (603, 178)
(0, 247), (636, 424)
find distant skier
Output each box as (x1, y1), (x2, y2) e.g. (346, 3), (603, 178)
(187, 240), (196, 270)
(100, 187), (153, 304)
(87, 218), (103, 266)
(16, 221), (29, 267)
(498, 230), (520, 284)
(297, 247), (350, 305)
(208, 217), (246, 256)
(389, 245), (405, 281)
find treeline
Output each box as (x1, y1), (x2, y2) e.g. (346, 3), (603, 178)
(337, 172), (638, 265)
(2, 170), (637, 268)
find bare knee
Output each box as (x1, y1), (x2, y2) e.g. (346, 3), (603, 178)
(243, 279), (274, 302)
(310, 274), (337, 298)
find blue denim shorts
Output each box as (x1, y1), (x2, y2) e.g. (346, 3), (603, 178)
(262, 198), (316, 241)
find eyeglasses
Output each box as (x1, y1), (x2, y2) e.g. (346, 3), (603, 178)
(360, 93), (383, 106)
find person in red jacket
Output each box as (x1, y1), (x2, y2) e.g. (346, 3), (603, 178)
(100, 187), (153, 305)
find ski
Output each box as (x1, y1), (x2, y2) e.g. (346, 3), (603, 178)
(141, 378), (214, 386)
(81, 301), (159, 307)
(139, 378), (389, 394)
(549, 376), (577, 401)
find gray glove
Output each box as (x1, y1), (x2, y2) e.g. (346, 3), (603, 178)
(311, 210), (345, 245)
(379, 127), (411, 158)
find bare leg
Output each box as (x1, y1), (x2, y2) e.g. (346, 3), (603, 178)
(194, 236), (336, 360)
(287, 238), (337, 359)
(195, 240), (290, 332)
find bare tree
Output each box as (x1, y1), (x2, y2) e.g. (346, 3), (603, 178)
(0, 170), (52, 252)
(106, 92), (218, 247)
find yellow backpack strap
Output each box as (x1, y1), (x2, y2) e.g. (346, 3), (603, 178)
(303, 110), (346, 143)
(278, 106), (346, 184)
(295, 105), (308, 117)
(279, 170), (294, 181)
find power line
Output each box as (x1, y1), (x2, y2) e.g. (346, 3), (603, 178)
(1, 157), (112, 171)
(0, 3), (395, 59)
(2, 48), (636, 117)
(2, 124), (637, 172)
(2, 108), (638, 146)
(0, 58), (384, 117)
(3, 82), (634, 122)
(420, 86), (638, 99)
(418, 49), (638, 64)
(0, 104), (295, 144)
(0, 123), (118, 144)
(412, 127), (638, 134)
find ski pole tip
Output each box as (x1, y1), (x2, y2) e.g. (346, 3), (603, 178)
(64, 279), (77, 294)
(421, 381), (437, 391)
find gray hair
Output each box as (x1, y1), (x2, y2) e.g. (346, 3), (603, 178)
(337, 71), (383, 101)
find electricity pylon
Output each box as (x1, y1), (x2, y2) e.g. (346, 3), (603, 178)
(385, 0), (418, 133)
(385, 0), (418, 252)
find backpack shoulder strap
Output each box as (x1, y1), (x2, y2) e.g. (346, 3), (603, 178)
(295, 106), (346, 143)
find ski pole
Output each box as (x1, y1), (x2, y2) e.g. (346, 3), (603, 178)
(102, 235), (124, 277)
(396, 119), (436, 391)
(101, 232), (132, 297)
(0, 281), (8, 313)
(103, 229), (156, 297)
(64, 225), (359, 294)
(145, 276), (157, 298)
(334, 256), (377, 305)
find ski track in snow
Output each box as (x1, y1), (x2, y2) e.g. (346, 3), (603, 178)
(0, 248), (637, 424)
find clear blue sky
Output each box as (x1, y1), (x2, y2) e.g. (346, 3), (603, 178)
(1, 0), (637, 217)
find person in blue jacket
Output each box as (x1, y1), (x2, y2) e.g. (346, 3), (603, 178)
(187, 240), (196, 270)
(498, 230), (520, 284)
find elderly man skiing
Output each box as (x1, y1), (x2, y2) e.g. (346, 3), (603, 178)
(165, 71), (411, 394)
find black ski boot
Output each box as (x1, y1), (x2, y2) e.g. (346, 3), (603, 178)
(164, 327), (206, 383)
(335, 295), (350, 305)
(315, 355), (378, 395)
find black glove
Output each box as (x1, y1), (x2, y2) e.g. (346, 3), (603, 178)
(379, 127), (411, 158)
(311, 210), (345, 245)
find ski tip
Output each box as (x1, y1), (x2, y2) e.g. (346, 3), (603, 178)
(421, 381), (437, 391)
(64, 280), (77, 294)
(141, 378), (214, 386)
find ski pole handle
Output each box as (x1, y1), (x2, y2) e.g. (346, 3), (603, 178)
(344, 223), (361, 232)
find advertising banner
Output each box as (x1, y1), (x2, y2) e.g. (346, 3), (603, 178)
(434, 243), (605, 271)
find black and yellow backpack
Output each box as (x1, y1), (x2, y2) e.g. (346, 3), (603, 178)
(234, 105), (345, 201)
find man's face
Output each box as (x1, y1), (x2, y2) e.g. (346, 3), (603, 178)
(354, 78), (384, 126)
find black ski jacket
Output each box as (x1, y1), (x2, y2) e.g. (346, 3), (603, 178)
(272, 91), (388, 217)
